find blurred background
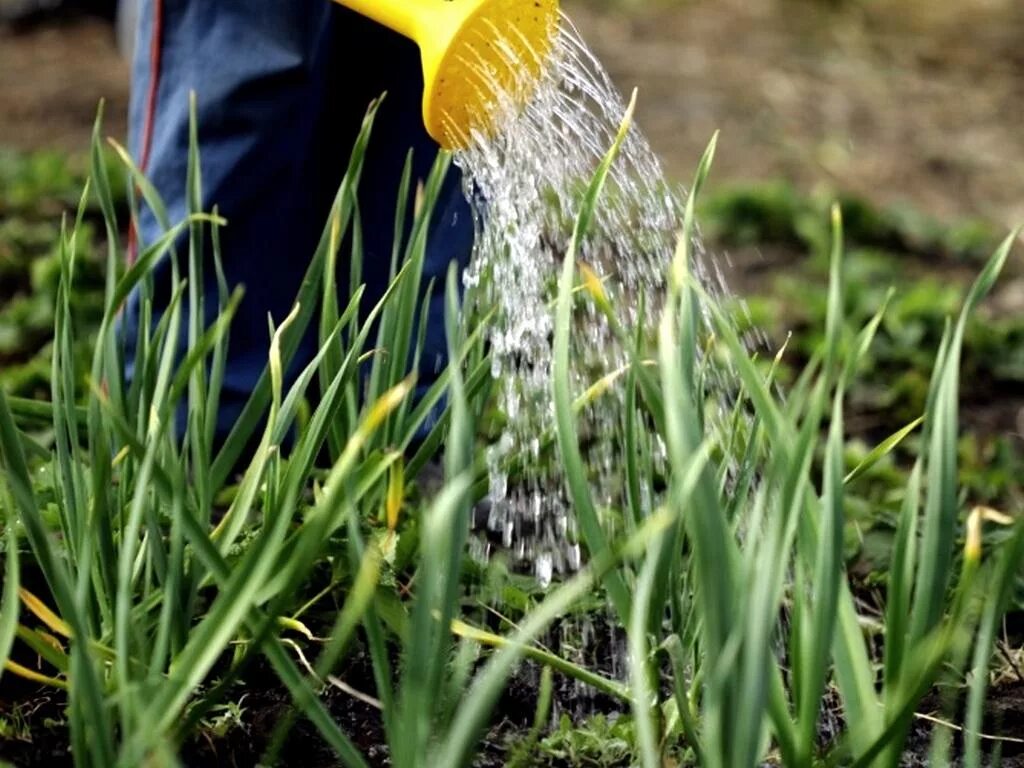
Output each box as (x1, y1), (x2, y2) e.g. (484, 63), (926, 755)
(4, 0), (1024, 223)
(1, 0), (1022, 517)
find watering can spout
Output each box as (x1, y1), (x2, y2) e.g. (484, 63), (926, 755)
(332, 0), (560, 150)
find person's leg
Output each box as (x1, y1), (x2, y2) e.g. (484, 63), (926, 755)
(125, 0), (345, 443)
(124, 0), (474, 447)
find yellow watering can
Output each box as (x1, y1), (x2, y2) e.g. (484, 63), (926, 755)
(333, 0), (560, 150)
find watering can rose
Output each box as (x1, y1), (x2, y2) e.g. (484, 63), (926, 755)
(332, 0), (559, 148)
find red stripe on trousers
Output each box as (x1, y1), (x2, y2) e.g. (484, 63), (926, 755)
(128, 0), (164, 265)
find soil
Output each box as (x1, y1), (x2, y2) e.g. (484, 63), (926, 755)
(571, 0), (1024, 230)
(3, 630), (1022, 766)
(0, 627), (625, 767)
(0, 17), (129, 151)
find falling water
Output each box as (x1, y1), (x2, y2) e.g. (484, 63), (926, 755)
(453, 15), (740, 584)
(447, 15), (853, 752)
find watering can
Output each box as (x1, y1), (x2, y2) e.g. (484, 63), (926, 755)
(332, 0), (560, 150)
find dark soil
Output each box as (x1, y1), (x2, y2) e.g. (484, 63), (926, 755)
(904, 683), (1024, 768)
(4, 649), (1023, 766)
(0, 630), (625, 767)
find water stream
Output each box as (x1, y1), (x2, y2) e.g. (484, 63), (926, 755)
(453, 15), (741, 585)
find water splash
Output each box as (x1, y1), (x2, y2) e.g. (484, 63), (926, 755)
(454, 15), (740, 585)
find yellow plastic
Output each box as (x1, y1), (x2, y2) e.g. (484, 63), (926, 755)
(333, 0), (560, 150)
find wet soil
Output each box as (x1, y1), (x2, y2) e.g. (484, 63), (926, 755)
(3, 629), (1022, 766)
(0, 624), (628, 767)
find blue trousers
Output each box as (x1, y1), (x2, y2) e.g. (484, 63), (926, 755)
(124, 0), (475, 444)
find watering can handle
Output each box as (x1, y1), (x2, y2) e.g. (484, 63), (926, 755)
(331, 0), (427, 42)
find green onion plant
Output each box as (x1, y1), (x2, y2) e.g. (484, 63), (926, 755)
(0, 94), (1020, 768)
